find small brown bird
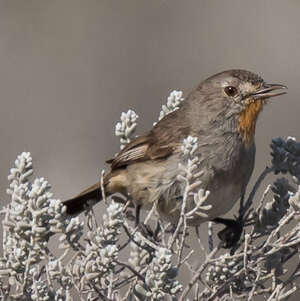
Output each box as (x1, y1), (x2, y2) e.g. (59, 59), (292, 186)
(64, 69), (287, 246)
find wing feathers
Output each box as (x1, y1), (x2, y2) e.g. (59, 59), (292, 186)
(107, 109), (189, 170)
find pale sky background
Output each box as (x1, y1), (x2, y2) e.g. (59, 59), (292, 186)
(0, 1), (299, 299)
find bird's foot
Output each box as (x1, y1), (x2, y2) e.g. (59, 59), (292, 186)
(137, 222), (162, 243)
(213, 218), (243, 249)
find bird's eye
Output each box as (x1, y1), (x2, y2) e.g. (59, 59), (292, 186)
(224, 86), (238, 97)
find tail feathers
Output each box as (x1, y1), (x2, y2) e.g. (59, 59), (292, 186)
(63, 183), (102, 216)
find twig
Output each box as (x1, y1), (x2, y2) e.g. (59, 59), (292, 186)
(239, 166), (274, 219)
(247, 268), (262, 301)
(177, 213), (189, 266)
(123, 223), (160, 251)
(143, 203), (157, 225)
(179, 244), (221, 300)
(266, 283), (282, 301)
(115, 261), (145, 282)
(168, 176), (189, 249)
(243, 234), (250, 275)
(195, 226), (207, 256)
(100, 169), (108, 205)
(107, 270), (114, 300)
(278, 285), (298, 300)
(208, 222), (214, 252)
(263, 211), (295, 249)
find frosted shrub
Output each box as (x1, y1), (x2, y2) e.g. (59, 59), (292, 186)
(1, 91), (300, 300)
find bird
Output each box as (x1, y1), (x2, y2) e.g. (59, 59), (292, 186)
(63, 69), (287, 247)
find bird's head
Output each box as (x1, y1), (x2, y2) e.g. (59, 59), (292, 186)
(197, 69), (287, 144)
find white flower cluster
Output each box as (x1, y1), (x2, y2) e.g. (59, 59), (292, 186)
(115, 109), (138, 149)
(255, 178), (291, 232)
(30, 278), (51, 301)
(2, 154), (54, 276)
(158, 90), (184, 122)
(146, 247), (182, 299)
(0, 153), (128, 299)
(73, 201), (123, 288)
(289, 184), (300, 214)
(180, 135), (198, 157)
(129, 232), (152, 273)
(55, 215), (83, 250)
(206, 254), (242, 288)
(0, 152), (83, 299)
(48, 258), (73, 290)
(54, 288), (73, 301)
(102, 201), (124, 242)
(134, 247), (182, 300)
(177, 136), (211, 220)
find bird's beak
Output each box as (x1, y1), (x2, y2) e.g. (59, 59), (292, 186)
(251, 83), (288, 100)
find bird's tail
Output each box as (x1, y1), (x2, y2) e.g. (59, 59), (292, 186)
(63, 183), (103, 216)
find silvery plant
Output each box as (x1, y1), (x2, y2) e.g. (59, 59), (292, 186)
(1, 91), (300, 301)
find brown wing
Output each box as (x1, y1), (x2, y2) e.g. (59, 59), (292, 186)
(106, 135), (175, 170)
(106, 109), (190, 171)
(106, 136), (151, 169)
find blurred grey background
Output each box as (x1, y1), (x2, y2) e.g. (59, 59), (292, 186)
(0, 0), (299, 298)
(0, 0), (299, 201)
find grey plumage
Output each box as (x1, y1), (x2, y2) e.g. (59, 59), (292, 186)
(64, 69), (287, 228)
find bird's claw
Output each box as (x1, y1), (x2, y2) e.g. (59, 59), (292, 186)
(213, 218), (243, 249)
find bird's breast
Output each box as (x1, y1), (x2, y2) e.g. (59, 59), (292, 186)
(238, 99), (264, 145)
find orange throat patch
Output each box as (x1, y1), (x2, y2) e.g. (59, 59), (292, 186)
(238, 99), (264, 145)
